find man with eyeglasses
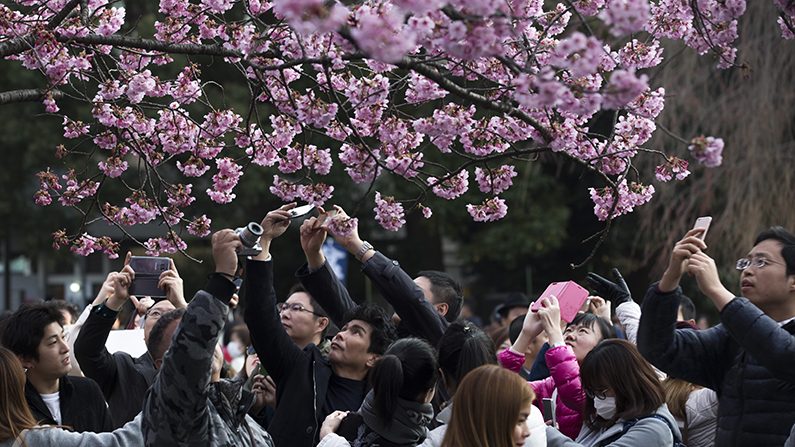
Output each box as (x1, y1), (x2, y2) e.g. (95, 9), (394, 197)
(74, 255), (187, 428)
(638, 226), (795, 446)
(276, 284), (331, 354)
(243, 204), (397, 447)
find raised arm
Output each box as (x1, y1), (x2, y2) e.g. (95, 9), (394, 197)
(142, 230), (239, 445)
(244, 204), (308, 385)
(323, 206), (446, 344)
(295, 212), (358, 327)
(74, 272), (127, 395)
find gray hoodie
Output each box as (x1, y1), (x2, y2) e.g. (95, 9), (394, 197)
(0, 414), (142, 447)
(546, 404), (682, 447)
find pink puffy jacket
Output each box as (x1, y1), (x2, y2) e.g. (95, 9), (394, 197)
(498, 345), (585, 439)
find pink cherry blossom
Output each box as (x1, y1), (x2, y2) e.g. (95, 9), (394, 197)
(374, 192), (406, 231)
(466, 197), (508, 222)
(688, 136), (724, 168)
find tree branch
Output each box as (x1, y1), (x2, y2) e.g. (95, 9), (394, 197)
(56, 33), (245, 58)
(0, 89), (64, 105)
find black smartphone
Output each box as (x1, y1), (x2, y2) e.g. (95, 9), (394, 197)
(129, 256), (170, 299)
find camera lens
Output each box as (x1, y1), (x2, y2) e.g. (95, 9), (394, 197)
(239, 222), (263, 247)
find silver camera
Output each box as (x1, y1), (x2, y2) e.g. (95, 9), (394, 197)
(234, 222), (263, 257)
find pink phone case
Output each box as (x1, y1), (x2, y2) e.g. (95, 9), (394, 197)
(531, 281), (590, 323)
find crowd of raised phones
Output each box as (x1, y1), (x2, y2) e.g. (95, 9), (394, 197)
(1, 204), (795, 447)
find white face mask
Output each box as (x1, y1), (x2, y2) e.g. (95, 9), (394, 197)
(593, 396), (617, 420)
(227, 341), (244, 358)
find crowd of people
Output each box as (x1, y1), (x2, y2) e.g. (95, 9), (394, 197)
(1, 204), (795, 447)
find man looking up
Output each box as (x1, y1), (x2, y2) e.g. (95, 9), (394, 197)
(244, 204), (397, 447)
(1, 304), (113, 432)
(74, 256), (187, 428)
(638, 226), (795, 446)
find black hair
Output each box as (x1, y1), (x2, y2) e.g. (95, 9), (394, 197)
(370, 338), (439, 424)
(508, 315), (524, 344)
(416, 270), (463, 323)
(341, 304), (397, 355)
(437, 321), (496, 394)
(0, 304), (63, 361)
(44, 300), (78, 325)
(569, 312), (617, 341)
(147, 308), (186, 361)
(287, 283), (330, 338)
(678, 295), (696, 321)
(754, 226), (795, 275)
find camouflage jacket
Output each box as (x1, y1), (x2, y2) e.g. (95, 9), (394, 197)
(142, 277), (274, 447)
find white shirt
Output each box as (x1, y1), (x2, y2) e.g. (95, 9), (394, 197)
(40, 391), (62, 424)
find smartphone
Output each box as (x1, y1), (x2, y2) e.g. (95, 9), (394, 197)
(129, 256), (170, 298)
(692, 216), (712, 240)
(289, 204), (315, 219)
(542, 397), (556, 425)
(531, 281), (590, 323)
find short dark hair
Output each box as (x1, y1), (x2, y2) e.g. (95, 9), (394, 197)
(147, 308), (186, 361)
(581, 340), (665, 429)
(370, 338), (439, 424)
(754, 226), (795, 275)
(44, 300), (78, 325)
(417, 270), (463, 323)
(508, 315), (524, 344)
(437, 321), (496, 393)
(569, 312), (617, 341)
(341, 305), (397, 355)
(287, 283), (330, 338)
(678, 295), (696, 321)
(0, 304), (63, 361)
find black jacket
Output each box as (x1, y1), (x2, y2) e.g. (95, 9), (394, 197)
(295, 251), (448, 345)
(245, 259), (349, 447)
(637, 283), (795, 446)
(74, 304), (157, 428)
(25, 374), (114, 432)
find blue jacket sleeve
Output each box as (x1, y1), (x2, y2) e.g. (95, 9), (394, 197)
(244, 259), (306, 387)
(720, 297), (795, 383)
(362, 252), (447, 345)
(637, 283), (732, 390)
(296, 261), (358, 328)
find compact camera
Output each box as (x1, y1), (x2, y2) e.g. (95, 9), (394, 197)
(129, 256), (170, 299)
(234, 222), (263, 257)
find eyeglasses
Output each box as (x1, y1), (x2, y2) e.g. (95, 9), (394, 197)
(246, 345), (257, 356)
(735, 257), (784, 271)
(276, 302), (324, 317)
(585, 389), (608, 399)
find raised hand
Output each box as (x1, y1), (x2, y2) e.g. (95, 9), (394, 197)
(586, 268), (631, 306)
(660, 228), (708, 292)
(300, 210), (328, 269)
(158, 258), (187, 309)
(106, 264), (135, 311)
(260, 203), (295, 241)
(212, 230), (242, 278)
(687, 251), (734, 310)
(587, 296), (612, 322)
(537, 296), (564, 346)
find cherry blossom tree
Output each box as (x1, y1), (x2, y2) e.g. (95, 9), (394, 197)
(2, 0), (792, 259)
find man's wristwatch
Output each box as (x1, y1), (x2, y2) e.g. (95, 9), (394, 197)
(355, 241), (374, 262)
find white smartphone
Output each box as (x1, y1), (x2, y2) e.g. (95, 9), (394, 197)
(692, 216), (712, 240)
(288, 204), (315, 219)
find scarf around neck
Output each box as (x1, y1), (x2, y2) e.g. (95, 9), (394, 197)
(358, 390), (434, 446)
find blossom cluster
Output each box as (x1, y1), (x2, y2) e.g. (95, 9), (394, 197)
(2, 0), (753, 255)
